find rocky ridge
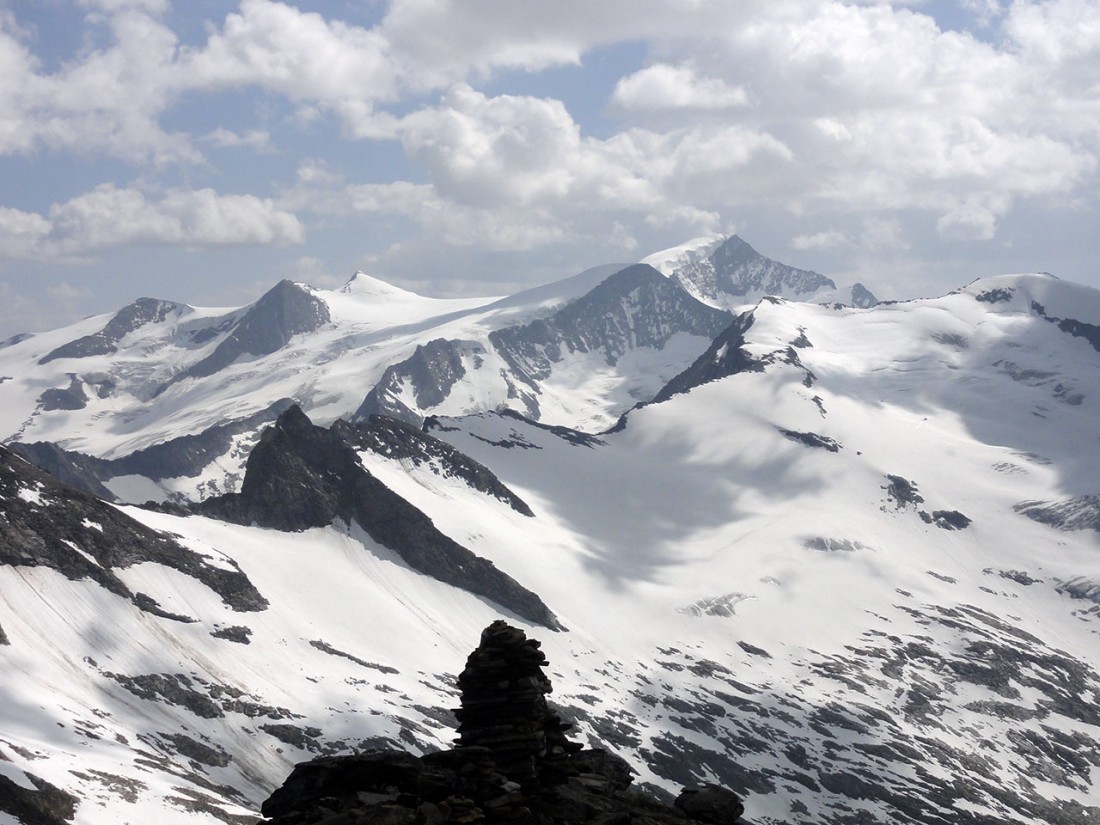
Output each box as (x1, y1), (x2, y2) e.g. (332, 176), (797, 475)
(197, 406), (558, 629)
(644, 235), (875, 309)
(356, 263), (731, 427)
(0, 443), (267, 617)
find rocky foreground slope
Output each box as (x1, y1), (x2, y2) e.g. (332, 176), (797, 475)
(260, 621), (750, 825)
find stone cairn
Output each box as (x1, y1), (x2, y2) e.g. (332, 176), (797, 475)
(455, 620), (582, 791)
(260, 621), (749, 825)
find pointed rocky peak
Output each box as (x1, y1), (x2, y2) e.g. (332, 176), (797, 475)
(645, 234), (836, 308)
(246, 279), (331, 342)
(810, 281), (880, 308)
(850, 282), (878, 308)
(167, 280), (330, 385)
(272, 402), (314, 435)
(39, 296), (190, 364)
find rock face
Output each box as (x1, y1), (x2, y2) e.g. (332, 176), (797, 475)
(164, 280), (330, 389)
(39, 297), (188, 364)
(260, 622), (750, 825)
(650, 235), (837, 307)
(197, 406), (558, 629)
(0, 444), (267, 617)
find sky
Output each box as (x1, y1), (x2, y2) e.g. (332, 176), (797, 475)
(0, 0), (1098, 339)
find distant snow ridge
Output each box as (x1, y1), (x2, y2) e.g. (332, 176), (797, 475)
(356, 263), (731, 428)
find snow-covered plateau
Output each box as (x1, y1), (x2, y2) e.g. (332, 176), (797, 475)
(1, 236), (1099, 825)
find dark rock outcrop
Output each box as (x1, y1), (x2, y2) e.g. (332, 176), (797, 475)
(333, 415), (533, 516)
(1016, 496), (1100, 532)
(36, 374), (88, 411)
(0, 769), (78, 825)
(197, 406), (558, 629)
(777, 428), (841, 452)
(0, 444), (267, 614)
(651, 311), (763, 404)
(260, 622), (749, 825)
(8, 440), (116, 500)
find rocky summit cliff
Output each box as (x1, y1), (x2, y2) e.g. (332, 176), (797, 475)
(260, 621), (751, 825)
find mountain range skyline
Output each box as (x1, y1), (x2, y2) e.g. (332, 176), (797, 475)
(2, 0), (1098, 341)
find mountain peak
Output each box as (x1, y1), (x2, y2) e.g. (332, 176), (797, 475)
(164, 278), (331, 387)
(642, 234), (835, 309)
(38, 296), (190, 364)
(338, 272), (423, 299)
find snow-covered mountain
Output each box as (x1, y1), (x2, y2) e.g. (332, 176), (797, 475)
(3, 249), (1100, 825)
(0, 237), (854, 504)
(642, 234), (877, 310)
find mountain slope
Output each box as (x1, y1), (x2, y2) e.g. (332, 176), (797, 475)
(197, 405), (557, 629)
(2, 267), (1099, 824)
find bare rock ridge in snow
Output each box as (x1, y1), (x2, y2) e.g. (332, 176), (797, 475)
(197, 405), (558, 628)
(160, 280), (331, 391)
(330, 414), (534, 516)
(650, 309), (765, 406)
(643, 234), (875, 309)
(261, 621), (749, 825)
(0, 443), (267, 617)
(356, 263), (732, 427)
(38, 297), (190, 364)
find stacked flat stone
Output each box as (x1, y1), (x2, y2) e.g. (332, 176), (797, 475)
(454, 620), (580, 790)
(260, 621), (751, 825)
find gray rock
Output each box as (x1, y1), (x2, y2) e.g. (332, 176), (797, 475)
(675, 784), (746, 824)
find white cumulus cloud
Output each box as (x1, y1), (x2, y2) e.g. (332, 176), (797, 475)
(612, 64), (749, 112)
